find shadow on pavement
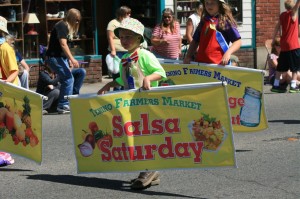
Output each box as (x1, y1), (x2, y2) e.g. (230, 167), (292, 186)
(235, 149), (253, 152)
(0, 168), (33, 171)
(268, 119), (300, 124)
(25, 174), (204, 198)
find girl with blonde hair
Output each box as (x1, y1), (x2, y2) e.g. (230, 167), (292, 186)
(46, 8), (82, 114)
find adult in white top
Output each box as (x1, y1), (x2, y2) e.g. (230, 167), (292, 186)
(185, 2), (203, 43)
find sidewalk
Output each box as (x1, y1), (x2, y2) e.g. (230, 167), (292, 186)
(81, 75), (274, 94)
(80, 75), (112, 94)
(30, 75), (112, 94)
(31, 75), (273, 95)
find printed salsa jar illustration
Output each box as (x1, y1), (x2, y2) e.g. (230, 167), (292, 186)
(240, 87), (262, 127)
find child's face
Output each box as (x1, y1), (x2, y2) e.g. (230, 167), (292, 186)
(119, 29), (141, 53)
(204, 0), (220, 16)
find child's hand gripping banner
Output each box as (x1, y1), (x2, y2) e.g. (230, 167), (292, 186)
(69, 83), (236, 173)
(160, 62), (268, 132)
(0, 82), (43, 164)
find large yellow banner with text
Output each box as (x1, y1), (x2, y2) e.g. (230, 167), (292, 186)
(161, 63), (268, 132)
(0, 82), (42, 164)
(70, 83), (236, 173)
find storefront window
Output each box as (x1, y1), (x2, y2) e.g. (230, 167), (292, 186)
(228, 0), (243, 24)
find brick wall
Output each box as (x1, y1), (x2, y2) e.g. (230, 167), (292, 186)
(256, 0), (280, 47)
(234, 49), (255, 68)
(27, 57), (102, 88)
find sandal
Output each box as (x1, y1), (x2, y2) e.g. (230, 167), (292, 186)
(131, 171), (160, 189)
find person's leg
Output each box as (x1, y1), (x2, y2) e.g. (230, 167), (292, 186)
(271, 51), (288, 93)
(18, 70), (29, 89)
(288, 49), (300, 93)
(43, 88), (59, 113)
(131, 171), (160, 190)
(72, 68), (86, 95)
(48, 57), (74, 113)
(284, 70), (293, 84)
(290, 71), (300, 92)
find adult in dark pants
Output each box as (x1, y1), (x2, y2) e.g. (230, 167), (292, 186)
(36, 65), (60, 115)
(36, 65), (86, 114)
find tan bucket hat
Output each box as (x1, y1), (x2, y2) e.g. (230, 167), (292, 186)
(0, 16), (9, 34)
(114, 17), (144, 43)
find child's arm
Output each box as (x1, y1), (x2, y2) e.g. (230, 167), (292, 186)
(142, 73), (162, 90)
(291, 0), (300, 21)
(222, 39), (241, 65)
(97, 81), (120, 95)
(107, 30), (116, 57)
(272, 15), (280, 42)
(268, 54), (278, 69)
(4, 70), (18, 84)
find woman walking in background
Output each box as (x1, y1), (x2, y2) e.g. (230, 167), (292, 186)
(151, 8), (182, 60)
(107, 6), (131, 90)
(185, 2), (203, 44)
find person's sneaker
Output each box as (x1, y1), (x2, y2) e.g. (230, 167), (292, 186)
(289, 86), (300, 93)
(42, 110), (48, 115)
(131, 171), (160, 190)
(270, 86), (287, 93)
(57, 105), (70, 114)
(130, 175), (160, 186)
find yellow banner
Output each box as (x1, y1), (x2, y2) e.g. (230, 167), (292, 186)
(70, 83), (236, 173)
(161, 63), (268, 132)
(0, 82), (43, 164)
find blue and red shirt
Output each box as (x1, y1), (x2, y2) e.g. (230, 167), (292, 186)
(193, 16), (241, 64)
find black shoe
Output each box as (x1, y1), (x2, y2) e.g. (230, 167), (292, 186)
(271, 86), (286, 93)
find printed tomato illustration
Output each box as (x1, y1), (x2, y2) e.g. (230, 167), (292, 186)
(89, 121), (99, 134)
(97, 134), (113, 149)
(30, 134), (39, 147)
(5, 111), (14, 132)
(0, 96), (39, 147)
(25, 127), (33, 138)
(79, 121), (113, 157)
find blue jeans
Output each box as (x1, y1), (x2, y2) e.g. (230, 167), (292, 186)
(72, 68), (86, 94)
(18, 70), (29, 89)
(48, 57), (74, 107)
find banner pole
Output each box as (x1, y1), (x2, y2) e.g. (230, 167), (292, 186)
(0, 81), (47, 100)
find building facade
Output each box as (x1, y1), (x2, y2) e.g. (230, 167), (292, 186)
(11, 0), (283, 85)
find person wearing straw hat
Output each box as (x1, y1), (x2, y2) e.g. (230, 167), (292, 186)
(184, 0), (241, 65)
(0, 16), (20, 86)
(97, 17), (166, 93)
(97, 18), (166, 190)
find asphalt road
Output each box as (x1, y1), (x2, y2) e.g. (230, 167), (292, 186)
(1, 79), (299, 199)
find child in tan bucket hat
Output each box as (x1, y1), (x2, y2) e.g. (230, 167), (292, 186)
(97, 18), (166, 189)
(0, 16), (20, 86)
(0, 16), (9, 34)
(97, 17), (166, 92)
